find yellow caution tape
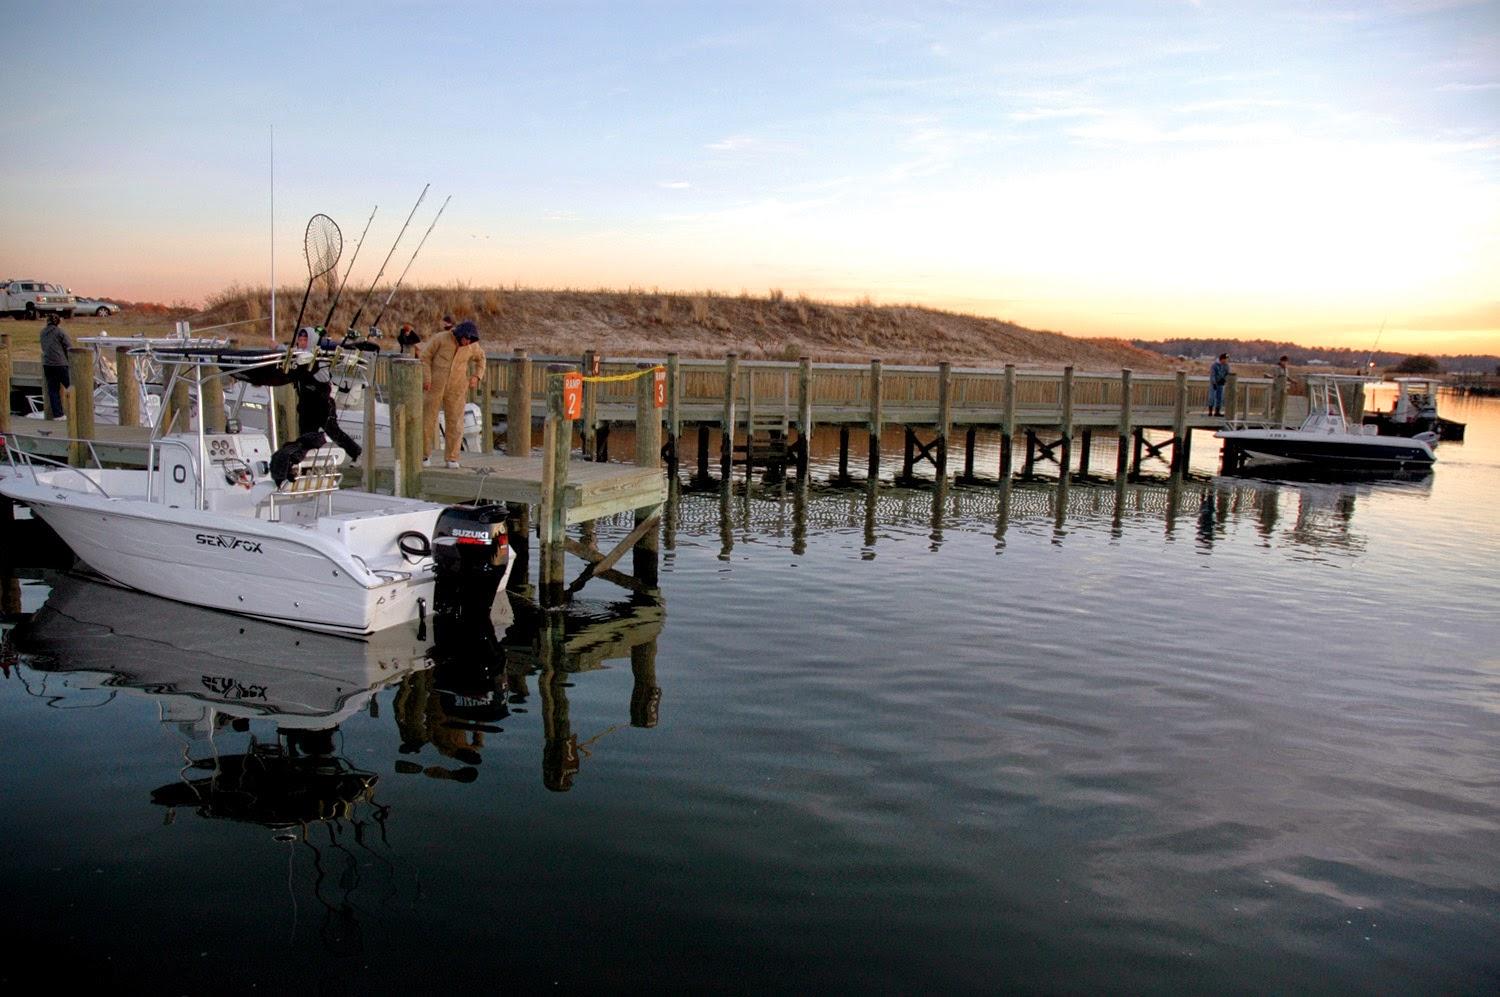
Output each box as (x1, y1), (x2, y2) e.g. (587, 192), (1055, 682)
(580, 365), (664, 384)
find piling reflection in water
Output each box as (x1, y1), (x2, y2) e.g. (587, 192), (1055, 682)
(665, 466), (1426, 560)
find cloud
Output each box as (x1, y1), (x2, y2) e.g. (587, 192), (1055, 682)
(706, 135), (757, 152)
(1436, 81), (1500, 92)
(1009, 106), (1106, 123)
(658, 180), (691, 189)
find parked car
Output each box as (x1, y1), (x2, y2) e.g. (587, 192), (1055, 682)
(1, 279), (76, 319)
(70, 294), (119, 316)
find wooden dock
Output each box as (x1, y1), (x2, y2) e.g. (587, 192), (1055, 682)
(3, 330), (1314, 604)
(367, 449), (665, 526)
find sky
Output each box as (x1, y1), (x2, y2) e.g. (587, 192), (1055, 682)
(3, 0), (1497, 354)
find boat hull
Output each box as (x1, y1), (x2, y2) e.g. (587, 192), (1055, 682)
(1216, 429), (1435, 469)
(0, 480), (440, 635)
(1363, 413), (1466, 441)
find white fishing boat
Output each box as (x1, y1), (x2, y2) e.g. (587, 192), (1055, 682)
(1, 345), (513, 636)
(1362, 376), (1466, 441)
(1216, 374), (1436, 472)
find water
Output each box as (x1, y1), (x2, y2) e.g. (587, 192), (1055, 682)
(2, 397), (1497, 991)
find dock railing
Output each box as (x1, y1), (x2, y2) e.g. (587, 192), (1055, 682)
(475, 353), (1276, 430)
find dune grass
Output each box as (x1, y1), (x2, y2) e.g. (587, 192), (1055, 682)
(183, 284), (1177, 370)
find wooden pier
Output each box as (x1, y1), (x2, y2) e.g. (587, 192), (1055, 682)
(4, 331), (1311, 605)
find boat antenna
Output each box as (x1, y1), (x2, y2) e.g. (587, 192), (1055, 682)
(346, 184), (428, 335)
(1364, 314), (1388, 374)
(269, 125), (276, 343)
(289, 214), (343, 345)
(320, 204), (377, 331)
(369, 194), (451, 332)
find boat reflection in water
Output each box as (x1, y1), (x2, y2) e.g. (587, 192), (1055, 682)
(7, 572), (665, 956)
(13, 574), (433, 828)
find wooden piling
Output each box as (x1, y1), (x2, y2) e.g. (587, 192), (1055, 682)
(694, 424), (712, 486)
(867, 358), (883, 481)
(508, 349), (532, 456)
(1223, 371), (1239, 422)
(271, 383), (296, 445)
(720, 353), (738, 480)
(633, 363), (662, 587)
(115, 345), (139, 428)
(797, 356), (813, 478)
(506, 501), (532, 595)
(362, 355), (378, 490)
(1060, 364), (1075, 480)
(961, 427), (977, 482)
(386, 357), (424, 498)
(1078, 429), (1092, 479)
(539, 364), (574, 607)
(837, 426), (851, 484)
(201, 364), (225, 434)
(67, 346), (95, 466)
(171, 372), (191, 435)
(1171, 370), (1188, 475)
(666, 352), (681, 471)
(630, 638), (661, 729)
(936, 361), (952, 480)
(581, 349), (599, 460)
(1117, 369), (1133, 479)
(1000, 363), (1017, 480)
(1272, 368), (1288, 425)
(480, 353), (494, 451)
(392, 408), (407, 497)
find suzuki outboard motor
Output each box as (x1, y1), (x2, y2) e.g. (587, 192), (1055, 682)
(432, 502), (510, 620)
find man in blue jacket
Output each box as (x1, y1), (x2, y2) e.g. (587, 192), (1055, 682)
(1208, 353), (1230, 417)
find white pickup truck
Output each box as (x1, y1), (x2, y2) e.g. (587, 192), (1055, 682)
(2, 279), (76, 319)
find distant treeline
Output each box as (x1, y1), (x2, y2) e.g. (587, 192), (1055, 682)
(1134, 338), (1500, 374)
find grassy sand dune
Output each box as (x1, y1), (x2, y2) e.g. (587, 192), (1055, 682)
(192, 284), (1178, 370)
(5, 285), (1177, 371)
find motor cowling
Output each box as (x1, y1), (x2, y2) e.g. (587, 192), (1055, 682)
(432, 502), (509, 618)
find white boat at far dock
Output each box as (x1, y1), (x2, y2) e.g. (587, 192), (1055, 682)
(1216, 374), (1436, 473)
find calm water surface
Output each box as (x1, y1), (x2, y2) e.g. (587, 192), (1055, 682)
(2, 397), (1497, 991)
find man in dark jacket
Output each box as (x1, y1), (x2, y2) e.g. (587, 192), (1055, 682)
(39, 313), (73, 418)
(1208, 353), (1230, 417)
(295, 359), (362, 463)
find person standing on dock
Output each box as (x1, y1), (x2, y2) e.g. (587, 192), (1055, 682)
(39, 313), (73, 419)
(421, 318), (485, 467)
(1208, 353), (1230, 417)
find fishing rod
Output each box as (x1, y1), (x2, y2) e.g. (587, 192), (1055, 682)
(345, 183), (429, 335)
(320, 204), (377, 331)
(1364, 314), (1388, 373)
(369, 194), (452, 332)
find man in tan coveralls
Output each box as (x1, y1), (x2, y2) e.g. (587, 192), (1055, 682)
(421, 318), (486, 467)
